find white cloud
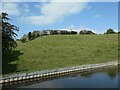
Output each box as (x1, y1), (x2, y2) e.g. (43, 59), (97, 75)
(114, 29), (118, 32)
(2, 1), (92, 26)
(81, 28), (97, 33)
(60, 25), (99, 34)
(51, 25), (110, 34)
(21, 1), (90, 26)
(2, 2), (31, 16)
(2, 2), (20, 16)
(66, 25), (76, 31)
(77, 26), (99, 33)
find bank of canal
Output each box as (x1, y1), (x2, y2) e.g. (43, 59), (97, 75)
(3, 65), (119, 88)
(1, 61), (119, 88)
(18, 66), (119, 88)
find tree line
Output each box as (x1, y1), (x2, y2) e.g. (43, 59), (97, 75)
(20, 31), (43, 43)
(19, 28), (118, 43)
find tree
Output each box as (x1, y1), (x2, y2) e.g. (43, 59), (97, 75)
(105, 28), (115, 34)
(36, 33), (40, 37)
(20, 34), (28, 43)
(36, 30), (40, 37)
(2, 12), (19, 52)
(79, 30), (95, 34)
(32, 31), (37, 39)
(28, 32), (32, 40)
(79, 30), (88, 34)
(71, 31), (77, 34)
(87, 31), (95, 34)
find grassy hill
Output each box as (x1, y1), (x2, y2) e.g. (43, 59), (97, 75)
(3, 34), (118, 74)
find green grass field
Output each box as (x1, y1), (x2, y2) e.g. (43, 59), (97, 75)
(3, 34), (118, 75)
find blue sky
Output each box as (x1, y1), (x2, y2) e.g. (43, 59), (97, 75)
(2, 2), (118, 38)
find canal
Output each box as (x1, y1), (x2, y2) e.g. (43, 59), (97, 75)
(5, 66), (119, 88)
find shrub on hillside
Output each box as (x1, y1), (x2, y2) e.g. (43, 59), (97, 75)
(79, 30), (95, 34)
(28, 32), (32, 40)
(105, 28), (116, 34)
(20, 34), (28, 43)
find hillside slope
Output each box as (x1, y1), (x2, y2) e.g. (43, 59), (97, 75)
(3, 34), (118, 74)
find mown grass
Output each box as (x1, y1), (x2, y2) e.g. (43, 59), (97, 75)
(3, 34), (118, 75)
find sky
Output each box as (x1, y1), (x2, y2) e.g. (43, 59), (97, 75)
(2, 1), (118, 38)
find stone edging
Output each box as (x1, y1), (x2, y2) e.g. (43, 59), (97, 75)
(0, 61), (118, 84)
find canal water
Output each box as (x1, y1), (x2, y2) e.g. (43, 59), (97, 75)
(8, 66), (118, 88)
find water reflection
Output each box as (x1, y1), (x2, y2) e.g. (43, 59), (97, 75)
(79, 73), (92, 78)
(107, 67), (118, 79)
(78, 66), (118, 80)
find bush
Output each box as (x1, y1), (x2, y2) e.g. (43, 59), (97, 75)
(28, 32), (32, 40)
(105, 28), (115, 34)
(79, 30), (95, 34)
(20, 34), (28, 43)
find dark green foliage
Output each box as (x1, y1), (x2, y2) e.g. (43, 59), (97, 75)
(79, 30), (95, 34)
(60, 31), (67, 35)
(3, 50), (23, 74)
(36, 33), (40, 37)
(32, 31), (36, 40)
(71, 31), (77, 34)
(87, 31), (95, 34)
(43, 30), (49, 35)
(2, 12), (19, 52)
(20, 38), (27, 43)
(20, 34), (28, 43)
(20, 30), (42, 43)
(43, 30), (77, 35)
(105, 28), (115, 34)
(32, 30), (41, 39)
(35, 31), (41, 38)
(66, 31), (70, 35)
(28, 32), (32, 40)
